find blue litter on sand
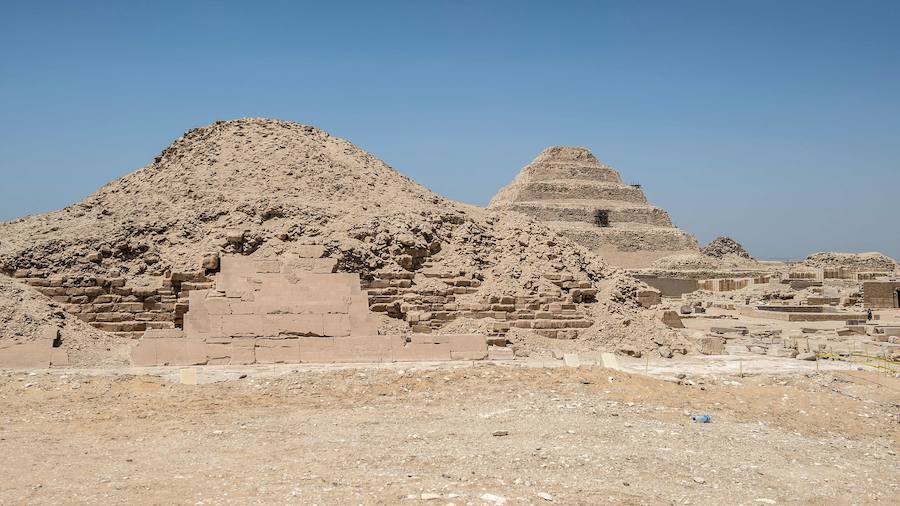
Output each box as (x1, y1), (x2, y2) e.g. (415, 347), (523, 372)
(691, 415), (712, 423)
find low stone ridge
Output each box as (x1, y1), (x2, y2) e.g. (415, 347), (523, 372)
(702, 236), (752, 259)
(488, 147), (699, 268)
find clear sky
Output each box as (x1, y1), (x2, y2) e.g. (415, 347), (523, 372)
(1, 1), (898, 260)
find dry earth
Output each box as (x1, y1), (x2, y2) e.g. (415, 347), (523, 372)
(1, 363), (897, 505)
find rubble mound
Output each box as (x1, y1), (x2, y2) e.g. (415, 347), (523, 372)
(0, 120), (607, 288)
(487, 146), (699, 268)
(0, 276), (127, 366)
(702, 236), (752, 259)
(0, 119), (682, 359)
(804, 252), (897, 271)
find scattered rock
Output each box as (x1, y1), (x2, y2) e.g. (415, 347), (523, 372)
(702, 236), (752, 259)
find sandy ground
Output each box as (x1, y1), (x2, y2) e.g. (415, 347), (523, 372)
(1, 358), (898, 505)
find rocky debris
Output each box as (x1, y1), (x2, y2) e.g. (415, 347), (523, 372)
(649, 253), (759, 272)
(487, 146), (699, 268)
(0, 276), (128, 366)
(0, 118), (683, 362)
(702, 236), (752, 259)
(0, 121), (616, 296)
(804, 252), (897, 271)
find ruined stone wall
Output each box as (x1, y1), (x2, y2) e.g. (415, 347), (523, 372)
(362, 267), (600, 339)
(862, 281), (900, 308)
(8, 268), (207, 338)
(130, 251), (492, 366)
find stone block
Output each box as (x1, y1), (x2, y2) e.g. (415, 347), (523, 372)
(50, 347), (70, 367)
(658, 310), (684, 329)
(488, 346), (515, 361)
(694, 336), (726, 355)
(563, 353), (581, 367)
(143, 329), (185, 339)
(130, 340), (157, 366)
(323, 314), (351, 337)
(447, 334), (487, 353)
(229, 345), (255, 365)
(296, 245), (326, 258)
(254, 339), (301, 364)
(154, 338), (208, 366)
(392, 341), (452, 362)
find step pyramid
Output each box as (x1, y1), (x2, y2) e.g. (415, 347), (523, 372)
(489, 147), (699, 268)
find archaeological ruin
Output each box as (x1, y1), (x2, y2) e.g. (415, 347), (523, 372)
(0, 119), (897, 369)
(488, 146), (699, 268)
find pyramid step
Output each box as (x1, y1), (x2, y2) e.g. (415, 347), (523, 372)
(495, 202), (673, 227)
(492, 180), (647, 205)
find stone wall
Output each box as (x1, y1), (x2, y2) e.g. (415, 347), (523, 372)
(862, 281), (900, 308)
(0, 326), (68, 368)
(9, 268), (207, 339)
(362, 266), (599, 339)
(130, 250), (492, 366)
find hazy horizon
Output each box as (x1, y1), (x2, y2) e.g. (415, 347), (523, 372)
(2, 1), (898, 260)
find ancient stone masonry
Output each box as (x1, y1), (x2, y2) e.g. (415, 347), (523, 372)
(0, 326), (68, 368)
(9, 267), (206, 339)
(488, 147), (699, 268)
(362, 261), (602, 339)
(130, 248), (490, 366)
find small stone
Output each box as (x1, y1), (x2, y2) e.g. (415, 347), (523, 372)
(693, 477), (706, 484)
(537, 492), (554, 501)
(420, 493), (441, 500)
(658, 346), (673, 359)
(491, 430), (509, 437)
(202, 253), (220, 270)
(480, 493), (507, 505)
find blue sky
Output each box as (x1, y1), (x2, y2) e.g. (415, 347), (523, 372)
(1, 1), (898, 260)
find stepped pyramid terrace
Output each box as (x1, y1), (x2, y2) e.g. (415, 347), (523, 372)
(489, 147), (700, 268)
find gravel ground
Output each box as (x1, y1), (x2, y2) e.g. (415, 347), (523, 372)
(1, 364), (897, 505)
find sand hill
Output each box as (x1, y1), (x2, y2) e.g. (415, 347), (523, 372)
(0, 119), (685, 360)
(488, 147), (699, 268)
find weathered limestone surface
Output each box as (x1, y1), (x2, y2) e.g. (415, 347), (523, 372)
(489, 147), (699, 268)
(0, 326), (68, 368)
(131, 249), (489, 366)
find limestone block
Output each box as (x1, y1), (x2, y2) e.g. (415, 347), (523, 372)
(694, 336), (726, 355)
(296, 245), (326, 258)
(154, 338), (208, 366)
(392, 341), (452, 362)
(0, 337), (54, 368)
(50, 347), (70, 367)
(219, 314), (268, 337)
(448, 334), (487, 354)
(658, 310), (684, 329)
(254, 339), (301, 364)
(563, 353), (581, 367)
(488, 346), (515, 361)
(130, 340), (157, 367)
(410, 334), (449, 345)
(143, 329), (185, 339)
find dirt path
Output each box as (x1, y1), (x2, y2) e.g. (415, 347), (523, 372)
(1, 365), (897, 505)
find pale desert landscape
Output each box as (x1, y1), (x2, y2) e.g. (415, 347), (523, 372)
(1, 118), (897, 505)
